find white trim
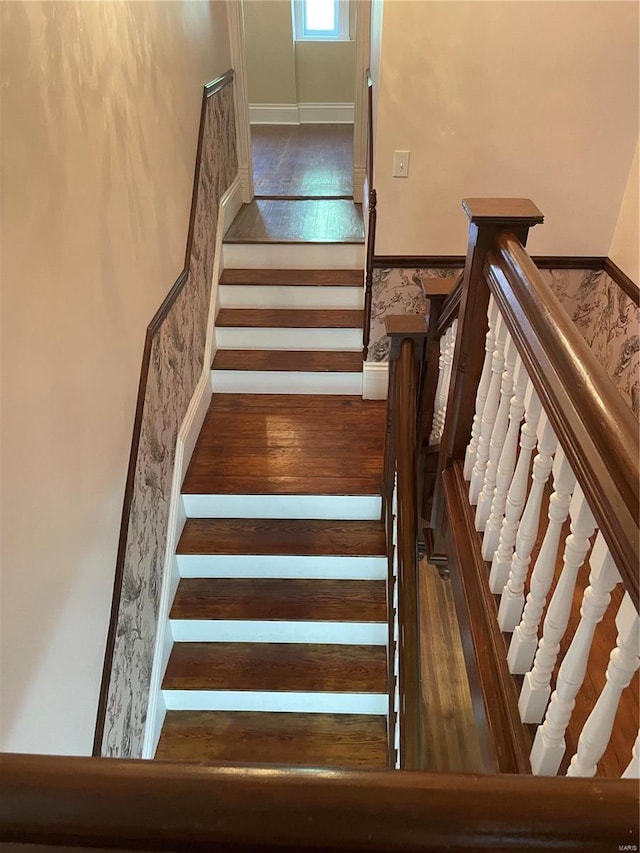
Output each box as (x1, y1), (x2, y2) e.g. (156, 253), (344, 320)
(181, 493), (381, 520)
(142, 175), (241, 759)
(352, 0), (371, 204)
(353, 165), (366, 206)
(249, 104), (300, 125)
(362, 361), (389, 399)
(298, 103), (354, 124)
(214, 327), (361, 351)
(248, 103), (355, 125)
(219, 284), (363, 310)
(162, 689), (387, 715)
(223, 242), (364, 270)
(211, 370), (363, 395)
(177, 553), (387, 580)
(170, 619), (387, 645)
(227, 3), (254, 202)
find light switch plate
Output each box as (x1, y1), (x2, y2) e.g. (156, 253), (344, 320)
(393, 150), (410, 177)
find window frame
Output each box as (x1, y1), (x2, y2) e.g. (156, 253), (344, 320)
(292, 0), (350, 42)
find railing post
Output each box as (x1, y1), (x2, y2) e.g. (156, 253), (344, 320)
(384, 316), (428, 770)
(430, 199), (544, 547)
(362, 189), (377, 360)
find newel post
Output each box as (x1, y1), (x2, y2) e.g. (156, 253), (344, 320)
(430, 199), (544, 547)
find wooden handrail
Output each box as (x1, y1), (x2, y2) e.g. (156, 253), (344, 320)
(1, 754), (637, 852)
(434, 272), (463, 338)
(488, 233), (639, 607)
(362, 69), (376, 360)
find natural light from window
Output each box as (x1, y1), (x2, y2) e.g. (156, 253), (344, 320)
(305, 0), (335, 33)
(293, 0), (348, 41)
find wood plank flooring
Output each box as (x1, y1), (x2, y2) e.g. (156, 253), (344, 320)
(219, 268), (362, 287)
(170, 578), (386, 622)
(163, 643), (387, 692)
(177, 519), (386, 557)
(181, 395), (386, 496)
(216, 308), (363, 328)
(251, 124), (353, 198)
(156, 711), (388, 768)
(224, 200), (364, 244)
(212, 350), (363, 373)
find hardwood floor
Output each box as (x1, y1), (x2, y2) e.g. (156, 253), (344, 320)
(212, 350), (363, 373)
(216, 308), (363, 328)
(251, 124), (353, 198)
(219, 268), (362, 287)
(181, 395), (386, 496)
(224, 199), (364, 244)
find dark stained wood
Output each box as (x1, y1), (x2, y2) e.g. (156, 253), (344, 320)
(489, 234), (639, 607)
(251, 124), (353, 198)
(169, 578), (386, 622)
(373, 255), (466, 269)
(2, 753), (637, 853)
(212, 350), (362, 372)
(603, 257), (639, 305)
(182, 394), (386, 496)
(162, 643), (387, 692)
(177, 518), (386, 557)
(92, 71), (235, 757)
(216, 308), (363, 328)
(155, 711), (388, 768)
(419, 562), (485, 773)
(363, 188), (377, 359)
(434, 274), (463, 338)
(442, 462), (533, 775)
(462, 198), (544, 225)
(219, 268), (363, 286)
(224, 199), (364, 244)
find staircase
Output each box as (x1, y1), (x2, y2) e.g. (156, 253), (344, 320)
(154, 247), (391, 769)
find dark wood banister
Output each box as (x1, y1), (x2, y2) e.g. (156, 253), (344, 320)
(362, 69), (376, 360)
(2, 753), (636, 852)
(487, 234), (639, 607)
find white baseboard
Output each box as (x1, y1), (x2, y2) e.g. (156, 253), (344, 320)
(249, 103), (355, 125)
(142, 174), (241, 759)
(363, 361), (389, 399)
(353, 164), (366, 204)
(249, 104), (300, 125)
(298, 103), (354, 124)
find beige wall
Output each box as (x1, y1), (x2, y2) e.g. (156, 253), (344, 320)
(295, 40), (356, 103)
(609, 141), (639, 284)
(244, 0), (356, 106)
(374, 1), (639, 256)
(244, 0), (297, 104)
(0, 0), (231, 755)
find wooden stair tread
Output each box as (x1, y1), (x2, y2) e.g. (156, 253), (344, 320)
(216, 308), (363, 328)
(162, 643), (387, 692)
(155, 711), (388, 768)
(212, 350), (362, 372)
(182, 395), (385, 496)
(177, 519), (386, 556)
(170, 578), (386, 622)
(219, 269), (362, 287)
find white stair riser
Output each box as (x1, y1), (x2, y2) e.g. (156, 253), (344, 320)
(176, 554), (387, 580)
(223, 243), (364, 270)
(181, 494), (382, 520)
(219, 285), (363, 310)
(170, 619), (387, 645)
(162, 689), (387, 715)
(215, 327), (361, 351)
(212, 370), (362, 395)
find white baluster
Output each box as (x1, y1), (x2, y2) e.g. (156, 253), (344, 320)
(429, 321), (457, 444)
(567, 593), (639, 777)
(519, 484), (595, 724)
(482, 351), (527, 559)
(464, 298), (498, 480)
(488, 380), (542, 594)
(469, 313), (507, 506)
(530, 532), (621, 775)
(475, 328), (517, 531)
(623, 733), (640, 778)
(508, 446), (576, 674)
(498, 412), (557, 631)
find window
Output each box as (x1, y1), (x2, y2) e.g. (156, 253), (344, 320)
(293, 0), (349, 41)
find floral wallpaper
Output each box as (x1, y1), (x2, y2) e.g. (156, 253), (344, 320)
(100, 80), (237, 758)
(541, 269), (639, 417)
(369, 265), (638, 417)
(368, 267), (460, 362)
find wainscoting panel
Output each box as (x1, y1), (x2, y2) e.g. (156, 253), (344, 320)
(97, 74), (238, 759)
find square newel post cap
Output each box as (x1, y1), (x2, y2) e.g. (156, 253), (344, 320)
(385, 315), (428, 360)
(462, 198), (544, 227)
